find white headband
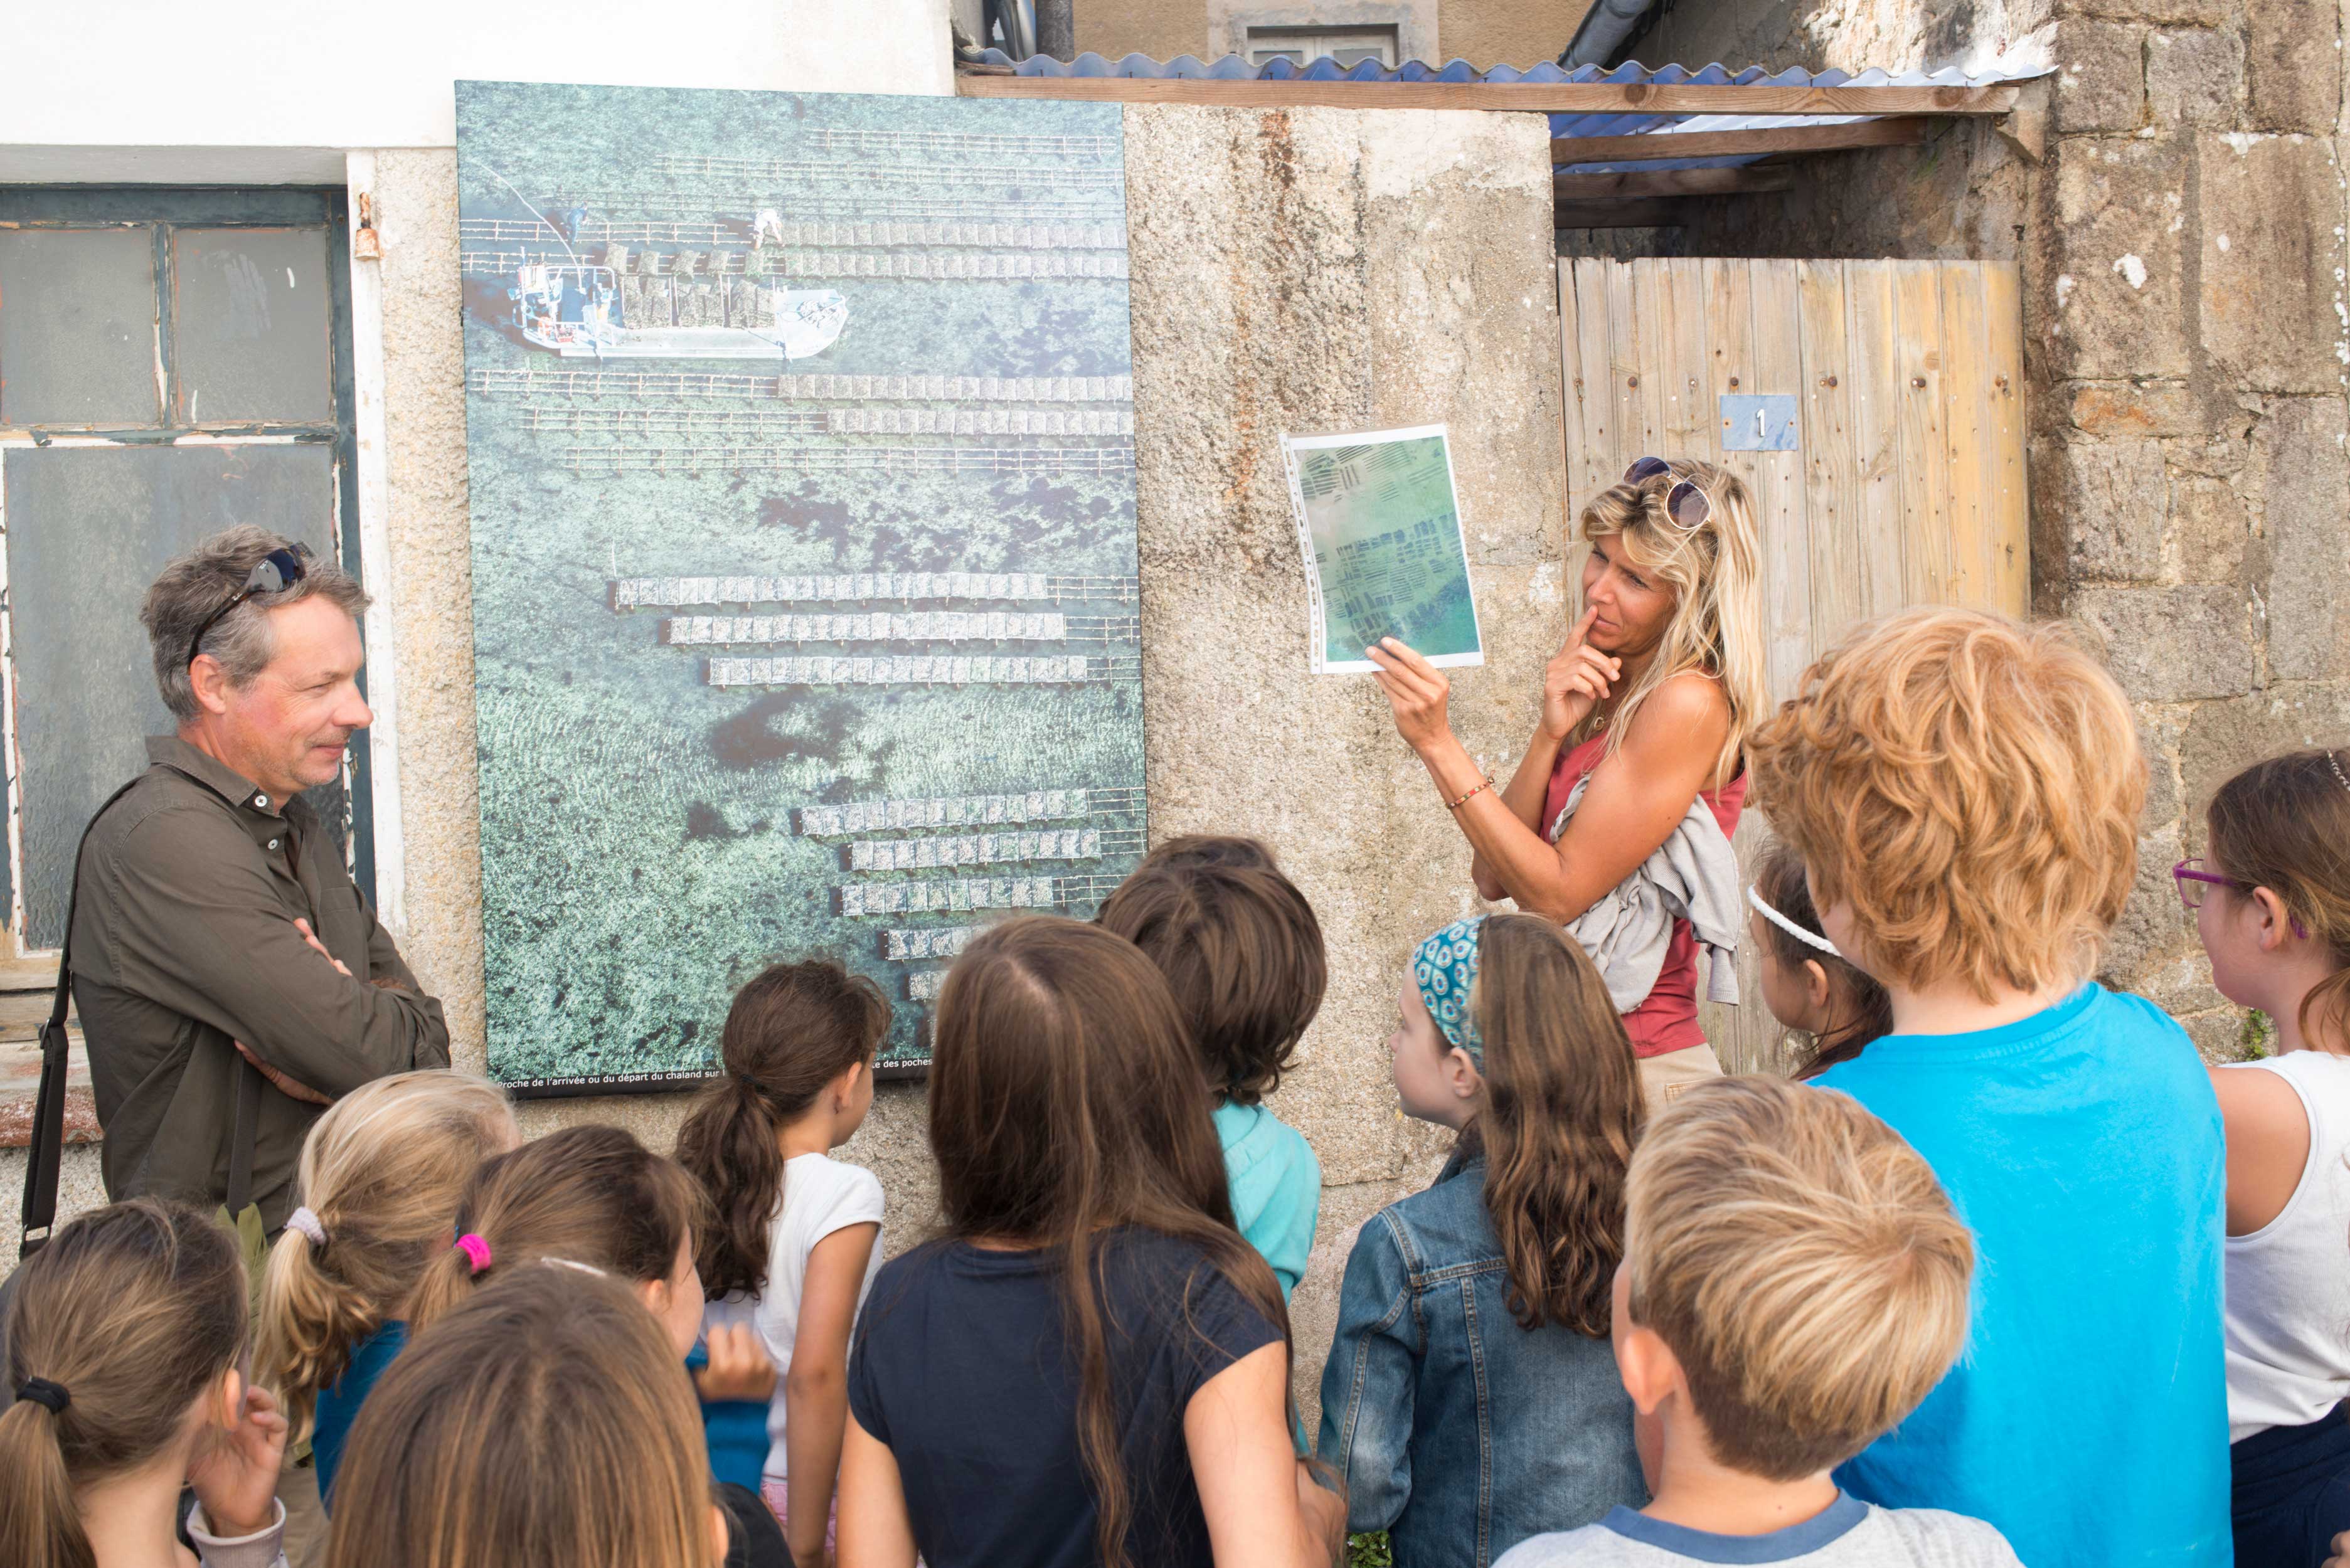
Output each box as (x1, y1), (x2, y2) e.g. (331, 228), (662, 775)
(1747, 884), (1842, 959)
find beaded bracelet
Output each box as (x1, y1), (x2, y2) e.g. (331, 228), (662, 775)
(1445, 776), (1497, 812)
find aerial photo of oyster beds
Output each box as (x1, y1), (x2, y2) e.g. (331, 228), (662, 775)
(455, 80), (1144, 1090)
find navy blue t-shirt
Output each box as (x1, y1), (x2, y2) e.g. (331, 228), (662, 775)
(847, 1227), (1282, 1568)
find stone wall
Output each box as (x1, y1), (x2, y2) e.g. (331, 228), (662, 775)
(1563, 0), (2350, 1057)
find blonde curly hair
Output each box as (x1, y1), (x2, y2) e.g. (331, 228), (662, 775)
(1747, 608), (2144, 999)
(1576, 458), (1770, 787)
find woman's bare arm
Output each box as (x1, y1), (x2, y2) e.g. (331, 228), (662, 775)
(1373, 646), (1729, 923)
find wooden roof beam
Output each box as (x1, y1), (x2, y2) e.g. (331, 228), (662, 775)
(1553, 166), (1797, 200)
(955, 77), (2019, 115)
(1551, 114), (1931, 166)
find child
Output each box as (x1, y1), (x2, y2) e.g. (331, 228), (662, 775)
(675, 959), (891, 1567)
(1494, 1075), (2019, 1568)
(255, 1068), (519, 1503)
(1097, 846), (1325, 1298)
(1747, 607), (2230, 1567)
(1745, 840), (1891, 1079)
(1, 1199), (293, 1568)
(403, 1123), (791, 1568)
(1321, 913), (1646, 1568)
(837, 914), (1346, 1568)
(324, 1265), (725, 1568)
(2186, 746), (2350, 1564)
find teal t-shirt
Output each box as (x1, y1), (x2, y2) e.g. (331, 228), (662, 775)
(1213, 1099), (1321, 1300)
(1814, 983), (2231, 1568)
(314, 1319), (408, 1507)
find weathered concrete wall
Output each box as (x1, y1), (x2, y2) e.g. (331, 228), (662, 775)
(1565, 0), (2350, 1058)
(325, 102), (1568, 1421)
(1442, 0), (1595, 66)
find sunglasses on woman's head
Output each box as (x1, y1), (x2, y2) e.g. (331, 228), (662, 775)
(1622, 457), (1711, 531)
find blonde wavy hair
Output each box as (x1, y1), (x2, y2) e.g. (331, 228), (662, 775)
(257, 1071), (519, 1437)
(1624, 1075), (1974, 1480)
(1576, 458), (1770, 785)
(1747, 608), (2144, 999)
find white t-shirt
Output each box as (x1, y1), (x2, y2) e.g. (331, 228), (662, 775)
(702, 1152), (886, 1480)
(2221, 1050), (2350, 1440)
(1494, 1498), (2020, 1568)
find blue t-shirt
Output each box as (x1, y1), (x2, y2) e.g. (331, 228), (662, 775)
(688, 1340), (774, 1494)
(1814, 983), (2231, 1568)
(314, 1320), (408, 1507)
(1212, 1099), (1321, 1300)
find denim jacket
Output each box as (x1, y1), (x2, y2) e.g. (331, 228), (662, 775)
(1317, 1155), (1646, 1568)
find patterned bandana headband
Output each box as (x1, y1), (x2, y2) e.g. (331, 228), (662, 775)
(2330, 748), (2350, 799)
(1412, 916), (1487, 1066)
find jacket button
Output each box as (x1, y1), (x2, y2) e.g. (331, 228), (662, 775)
(254, 793), (270, 808)
(267, 839), (280, 850)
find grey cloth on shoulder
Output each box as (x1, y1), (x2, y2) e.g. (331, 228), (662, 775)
(1548, 772), (1743, 1013)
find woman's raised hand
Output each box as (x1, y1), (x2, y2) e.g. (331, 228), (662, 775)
(1541, 606), (1620, 741)
(1366, 638), (1452, 753)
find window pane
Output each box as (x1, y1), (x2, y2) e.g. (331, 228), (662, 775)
(1332, 48), (1390, 66)
(1250, 48), (1306, 63)
(0, 228), (160, 428)
(4, 443), (339, 948)
(173, 228), (332, 424)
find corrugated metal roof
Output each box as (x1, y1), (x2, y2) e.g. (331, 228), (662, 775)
(969, 52), (2050, 177)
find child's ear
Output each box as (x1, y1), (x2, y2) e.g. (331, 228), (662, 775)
(1801, 958), (1834, 1015)
(1615, 1319), (1685, 1418)
(2251, 886), (2298, 950)
(834, 1055), (868, 1106)
(709, 1503), (731, 1563)
(212, 1364), (245, 1428)
(1443, 1046), (1483, 1103)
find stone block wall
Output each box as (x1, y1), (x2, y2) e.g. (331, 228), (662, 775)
(1563, 0), (2350, 1059)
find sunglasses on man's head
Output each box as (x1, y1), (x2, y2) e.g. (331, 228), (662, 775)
(1622, 457), (1711, 531)
(186, 543), (312, 670)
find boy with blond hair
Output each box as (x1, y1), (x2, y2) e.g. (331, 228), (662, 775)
(1744, 608), (2230, 1567)
(1496, 1074), (2017, 1568)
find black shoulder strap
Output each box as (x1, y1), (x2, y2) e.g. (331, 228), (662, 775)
(21, 775), (149, 1259)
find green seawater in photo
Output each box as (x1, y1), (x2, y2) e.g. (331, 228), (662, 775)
(455, 82), (1145, 1089)
(1297, 434), (1480, 666)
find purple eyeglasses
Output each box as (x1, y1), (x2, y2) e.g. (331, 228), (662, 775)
(2172, 858), (2309, 937)
(1622, 457), (1711, 531)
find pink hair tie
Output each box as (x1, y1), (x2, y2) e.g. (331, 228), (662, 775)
(455, 1233), (493, 1275)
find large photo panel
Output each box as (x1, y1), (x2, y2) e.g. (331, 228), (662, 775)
(455, 82), (1144, 1091)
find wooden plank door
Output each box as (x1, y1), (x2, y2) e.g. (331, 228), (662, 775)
(1553, 257), (2029, 1074)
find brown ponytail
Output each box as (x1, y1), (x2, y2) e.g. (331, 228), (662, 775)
(405, 1125), (704, 1335)
(0, 1200), (247, 1568)
(2206, 746), (2350, 1051)
(1465, 914), (1644, 1337)
(674, 961), (889, 1299)
(257, 1071), (517, 1436)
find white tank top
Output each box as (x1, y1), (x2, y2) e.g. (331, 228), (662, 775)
(2222, 1050), (2350, 1441)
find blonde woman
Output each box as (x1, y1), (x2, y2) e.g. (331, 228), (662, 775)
(253, 1069), (520, 1507)
(1369, 457), (1768, 1101)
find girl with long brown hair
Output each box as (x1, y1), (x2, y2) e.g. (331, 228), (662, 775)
(1, 1199), (292, 1568)
(1320, 913), (1646, 1568)
(253, 1069), (518, 1504)
(835, 914), (1345, 1568)
(675, 959), (891, 1564)
(2184, 746), (2350, 1565)
(324, 1264), (726, 1568)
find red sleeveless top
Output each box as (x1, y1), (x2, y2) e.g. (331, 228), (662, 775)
(1542, 730), (1748, 1059)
